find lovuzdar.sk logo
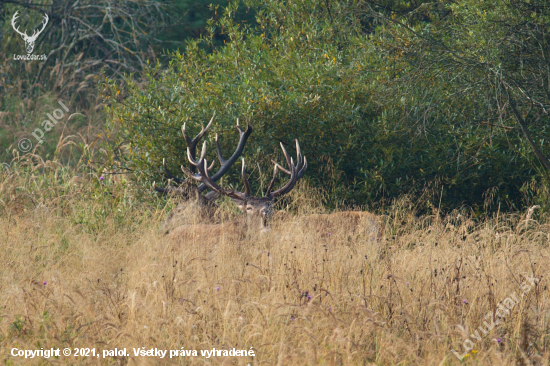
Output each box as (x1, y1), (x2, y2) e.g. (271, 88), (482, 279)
(11, 10), (49, 61)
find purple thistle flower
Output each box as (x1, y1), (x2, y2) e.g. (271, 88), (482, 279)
(307, 294), (312, 300)
(291, 316), (295, 321)
(497, 338), (502, 343)
(329, 306), (332, 312)
(99, 176), (104, 181)
(216, 287), (220, 291)
(43, 281), (47, 286)
(328, 232), (332, 237)
(462, 299), (468, 304)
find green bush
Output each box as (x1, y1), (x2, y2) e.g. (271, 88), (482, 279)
(104, 0), (547, 211)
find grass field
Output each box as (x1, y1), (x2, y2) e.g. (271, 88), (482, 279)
(1, 157), (549, 365)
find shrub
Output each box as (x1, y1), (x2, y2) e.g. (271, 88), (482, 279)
(104, 0), (546, 211)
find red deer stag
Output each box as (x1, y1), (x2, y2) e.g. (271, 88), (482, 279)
(164, 133), (381, 243)
(181, 139), (307, 231)
(166, 139), (307, 241)
(154, 115), (252, 232)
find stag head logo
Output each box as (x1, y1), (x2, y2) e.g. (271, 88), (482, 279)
(11, 11), (49, 54)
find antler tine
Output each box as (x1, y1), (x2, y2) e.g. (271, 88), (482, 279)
(182, 114), (215, 161)
(277, 141), (307, 194)
(266, 139), (307, 198)
(182, 141), (206, 181)
(183, 114), (215, 144)
(156, 115), (212, 187)
(278, 156), (307, 195)
(275, 140), (305, 177)
(207, 159), (216, 171)
(215, 133), (227, 165)
(271, 159), (291, 175)
(199, 159), (247, 200)
(241, 158), (251, 197)
(295, 139), (303, 168)
(268, 164), (297, 198)
(279, 142), (292, 168)
(265, 164), (279, 196)
(212, 118), (250, 167)
(186, 147), (196, 166)
(186, 140), (207, 167)
(271, 160), (290, 175)
(298, 156), (308, 178)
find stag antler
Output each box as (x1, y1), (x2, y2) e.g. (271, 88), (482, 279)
(154, 116), (253, 197)
(265, 140), (307, 198)
(187, 139), (307, 201)
(159, 114), (216, 185)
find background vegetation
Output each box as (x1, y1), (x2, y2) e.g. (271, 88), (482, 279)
(103, 0), (550, 213)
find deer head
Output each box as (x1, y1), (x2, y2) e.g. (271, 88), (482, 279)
(11, 11), (49, 54)
(154, 115), (253, 206)
(182, 139), (307, 230)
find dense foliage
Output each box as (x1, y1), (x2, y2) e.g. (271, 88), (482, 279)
(370, 0), (550, 210)
(3, 0), (547, 211)
(104, 0), (550, 211)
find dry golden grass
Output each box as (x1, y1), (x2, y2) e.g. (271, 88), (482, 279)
(1, 162), (550, 365)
